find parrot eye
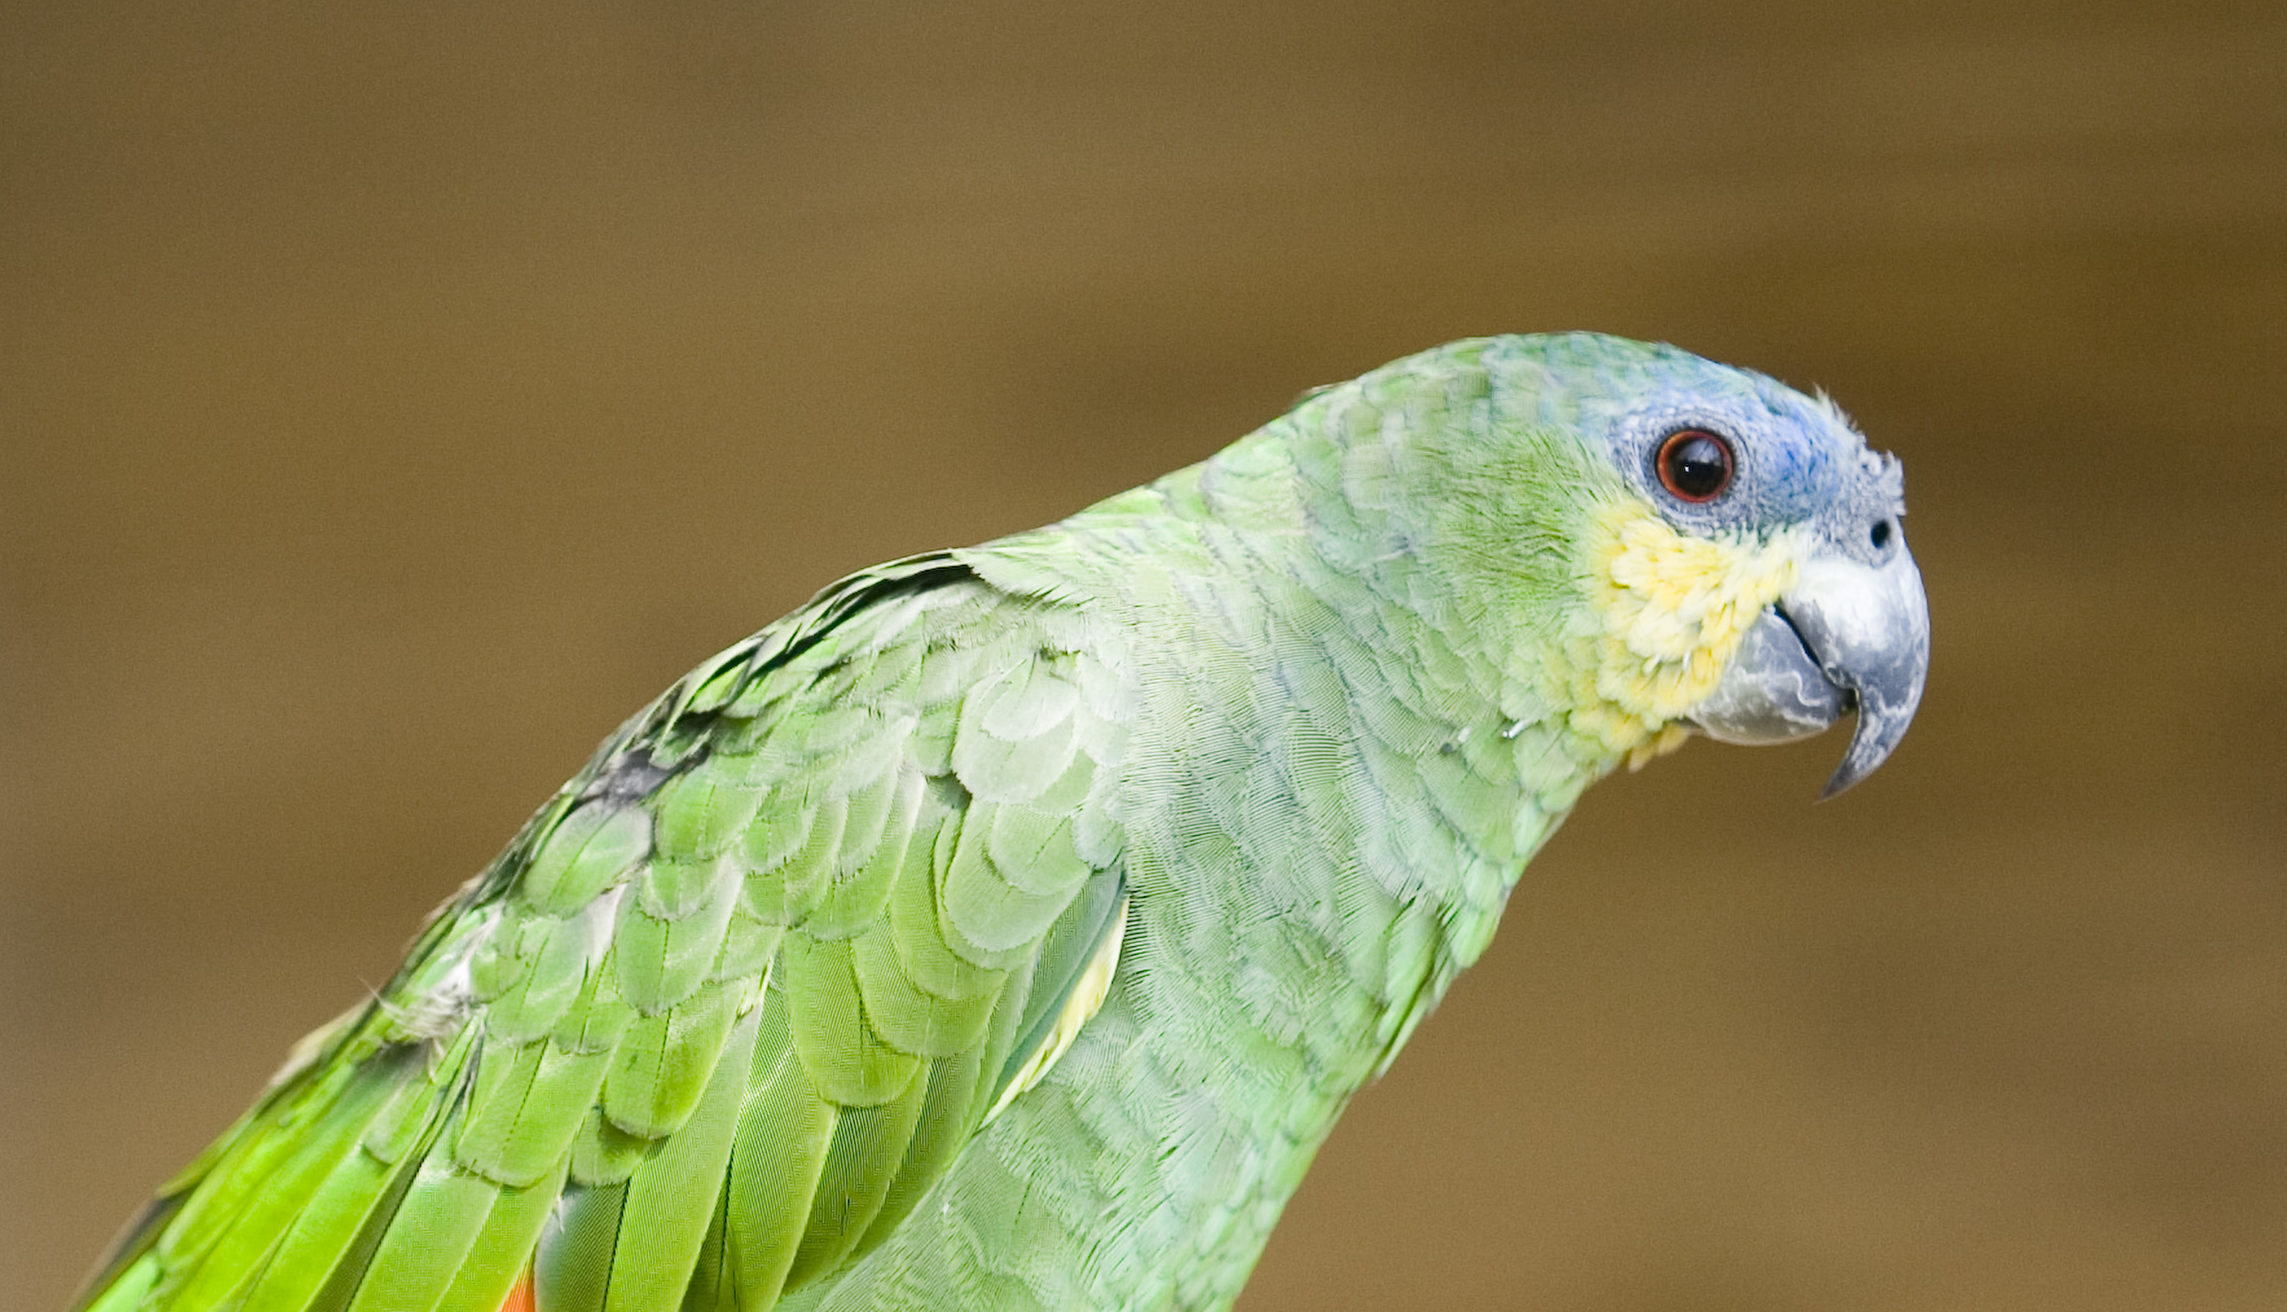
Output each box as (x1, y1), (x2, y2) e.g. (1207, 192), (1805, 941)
(1656, 429), (1734, 502)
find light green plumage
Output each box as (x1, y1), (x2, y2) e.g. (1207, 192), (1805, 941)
(77, 334), (1907, 1312)
(81, 546), (1149, 1312)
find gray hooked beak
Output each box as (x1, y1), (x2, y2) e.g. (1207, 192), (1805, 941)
(1688, 542), (1930, 797)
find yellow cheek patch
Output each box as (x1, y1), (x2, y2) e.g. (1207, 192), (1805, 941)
(1549, 498), (1806, 767)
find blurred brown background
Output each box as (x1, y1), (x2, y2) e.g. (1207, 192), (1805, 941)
(5, 3), (2283, 1309)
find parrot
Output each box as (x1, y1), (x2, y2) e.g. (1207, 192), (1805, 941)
(73, 332), (1928, 1312)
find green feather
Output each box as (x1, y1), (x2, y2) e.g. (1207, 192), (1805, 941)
(225, 1046), (460, 1312)
(534, 1181), (627, 1312)
(781, 1060), (928, 1290)
(601, 979), (742, 1139)
(882, 809), (1002, 1000)
(600, 1001), (760, 1310)
(297, 1063), (469, 1312)
(740, 789), (839, 925)
(481, 908), (608, 1045)
(709, 911), (784, 985)
(939, 806), (1072, 956)
(857, 1043), (985, 1258)
(638, 855), (731, 923)
(430, 1155), (570, 1312)
(339, 1154), (496, 1312)
(850, 918), (1000, 1058)
(950, 667), (1081, 802)
(782, 933), (921, 1107)
(156, 1061), (404, 1307)
(651, 770), (767, 863)
(80, 1259), (159, 1312)
(801, 771), (914, 940)
(722, 989), (835, 1309)
(454, 1037), (614, 1187)
(568, 1107), (652, 1189)
(521, 803), (652, 917)
(986, 803), (1084, 896)
(991, 867), (1126, 1110)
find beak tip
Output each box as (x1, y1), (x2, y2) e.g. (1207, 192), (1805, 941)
(1815, 767), (1863, 802)
(1813, 698), (1918, 801)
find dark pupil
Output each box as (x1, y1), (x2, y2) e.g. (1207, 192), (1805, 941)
(1666, 436), (1727, 496)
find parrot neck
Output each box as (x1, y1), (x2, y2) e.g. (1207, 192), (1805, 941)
(955, 382), (1640, 1305)
(995, 416), (1629, 996)
(1214, 433), (1622, 963)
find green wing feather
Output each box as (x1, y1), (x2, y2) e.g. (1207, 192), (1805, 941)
(77, 555), (1134, 1312)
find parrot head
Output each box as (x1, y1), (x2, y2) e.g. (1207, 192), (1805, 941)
(1289, 333), (1929, 794)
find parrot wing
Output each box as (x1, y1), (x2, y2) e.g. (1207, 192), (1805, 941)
(79, 554), (1135, 1312)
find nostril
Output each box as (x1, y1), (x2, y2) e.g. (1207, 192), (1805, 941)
(1870, 519), (1893, 550)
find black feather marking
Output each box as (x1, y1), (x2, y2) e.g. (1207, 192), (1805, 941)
(586, 750), (679, 805)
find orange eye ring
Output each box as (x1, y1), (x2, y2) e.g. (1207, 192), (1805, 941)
(1656, 429), (1734, 502)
